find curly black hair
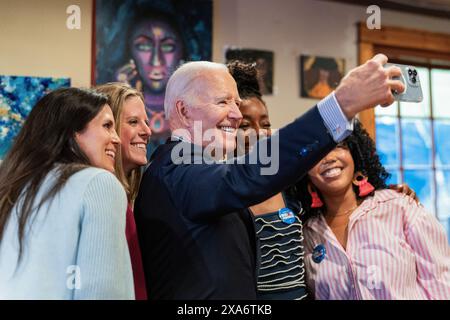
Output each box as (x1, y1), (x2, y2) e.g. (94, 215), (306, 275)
(227, 60), (264, 101)
(294, 120), (390, 221)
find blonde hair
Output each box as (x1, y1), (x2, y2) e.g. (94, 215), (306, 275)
(95, 82), (145, 202)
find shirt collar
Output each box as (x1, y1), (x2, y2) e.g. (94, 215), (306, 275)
(305, 189), (403, 232)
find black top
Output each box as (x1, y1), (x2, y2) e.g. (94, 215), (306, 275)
(252, 192), (308, 300)
(134, 106), (336, 299)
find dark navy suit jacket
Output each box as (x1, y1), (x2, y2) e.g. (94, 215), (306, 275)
(135, 106), (336, 300)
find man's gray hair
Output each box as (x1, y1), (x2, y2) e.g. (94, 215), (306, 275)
(164, 61), (228, 119)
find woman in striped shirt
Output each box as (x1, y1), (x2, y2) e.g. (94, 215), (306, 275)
(295, 120), (450, 299)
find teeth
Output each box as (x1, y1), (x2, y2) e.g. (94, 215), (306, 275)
(322, 168), (342, 178)
(220, 126), (235, 133)
(132, 143), (147, 150)
(105, 150), (115, 159)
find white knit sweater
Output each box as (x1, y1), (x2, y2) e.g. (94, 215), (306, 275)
(0, 167), (134, 299)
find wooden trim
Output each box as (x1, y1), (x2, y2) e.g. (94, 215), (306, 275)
(358, 22), (450, 54)
(325, 0), (450, 20)
(357, 41), (376, 140)
(357, 22), (450, 141)
(373, 45), (450, 68)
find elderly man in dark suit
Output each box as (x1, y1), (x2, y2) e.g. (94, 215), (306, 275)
(135, 54), (404, 299)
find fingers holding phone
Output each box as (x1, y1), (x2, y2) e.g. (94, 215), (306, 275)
(384, 63), (423, 103)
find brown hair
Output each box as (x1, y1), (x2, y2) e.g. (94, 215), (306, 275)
(0, 87), (108, 259)
(95, 82), (145, 202)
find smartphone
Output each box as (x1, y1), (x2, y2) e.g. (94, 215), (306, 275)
(385, 63), (423, 103)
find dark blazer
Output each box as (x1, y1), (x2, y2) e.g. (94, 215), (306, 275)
(135, 106), (336, 300)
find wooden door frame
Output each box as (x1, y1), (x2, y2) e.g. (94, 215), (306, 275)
(357, 22), (450, 140)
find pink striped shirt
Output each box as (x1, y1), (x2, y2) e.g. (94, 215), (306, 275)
(304, 189), (450, 300)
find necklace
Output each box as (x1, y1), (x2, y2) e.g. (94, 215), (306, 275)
(328, 205), (358, 217)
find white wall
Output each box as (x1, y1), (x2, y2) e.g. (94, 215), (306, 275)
(0, 0), (93, 88)
(1, 0), (450, 127)
(213, 0), (450, 128)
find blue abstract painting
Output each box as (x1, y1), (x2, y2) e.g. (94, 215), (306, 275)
(0, 75), (70, 159)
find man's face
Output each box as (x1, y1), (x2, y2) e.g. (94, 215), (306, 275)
(185, 70), (243, 155)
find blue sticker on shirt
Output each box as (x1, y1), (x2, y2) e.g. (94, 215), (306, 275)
(312, 244), (326, 263)
(278, 207), (295, 224)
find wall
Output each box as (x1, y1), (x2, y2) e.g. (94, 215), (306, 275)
(213, 0), (450, 128)
(0, 0), (93, 87)
(1, 0), (450, 128)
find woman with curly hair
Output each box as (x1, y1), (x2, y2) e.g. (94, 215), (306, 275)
(228, 61), (421, 300)
(295, 121), (450, 299)
(228, 60), (307, 300)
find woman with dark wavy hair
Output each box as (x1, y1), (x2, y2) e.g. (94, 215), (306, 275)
(229, 60), (307, 300)
(228, 61), (421, 300)
(0, 88), (134, 299)
(295, 121), (450, 300)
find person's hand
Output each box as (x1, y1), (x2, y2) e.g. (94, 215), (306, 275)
(116, 59), (138, 84)
(335, 54), (405, 120)
(388, 183), (421, 205)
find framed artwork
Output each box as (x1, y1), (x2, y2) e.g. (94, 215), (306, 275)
(225, 48), (274, 95)
(93, 0), (213, 155)
(0, 75), (70, 160)
(300, 55), (345, 99)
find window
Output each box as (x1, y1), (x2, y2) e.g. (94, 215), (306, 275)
(375, 67), (450, 242)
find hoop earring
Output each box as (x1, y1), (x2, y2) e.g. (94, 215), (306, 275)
(353, 171), (375, 197)
(308, 183), (323, 208)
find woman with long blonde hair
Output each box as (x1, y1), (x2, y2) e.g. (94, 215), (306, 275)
(96, 83), (151, 300)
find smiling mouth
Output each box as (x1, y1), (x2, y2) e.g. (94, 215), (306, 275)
(320, 167), (343, 178)
(131, 143), (147, 152)
(218, 126), (237, 134)
(105, 149), (116, 159)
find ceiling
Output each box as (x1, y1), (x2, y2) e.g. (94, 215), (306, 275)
(324, 0), (450, 18)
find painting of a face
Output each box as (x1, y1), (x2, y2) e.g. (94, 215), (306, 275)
(300, 55), (345, 99)
(95, 0), (212, 155)
(131, 18), (184, 94)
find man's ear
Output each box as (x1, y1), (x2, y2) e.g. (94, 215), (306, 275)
(174, 100), (190, 127)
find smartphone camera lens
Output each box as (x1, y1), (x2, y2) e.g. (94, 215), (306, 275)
(413, 69), (417, 76)
(408, 69), (413, 75)
(411, 76), (417, 84)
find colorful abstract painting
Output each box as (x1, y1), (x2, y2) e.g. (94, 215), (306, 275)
(95, 0), (212, 156)
(0, 76), (70, 159)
